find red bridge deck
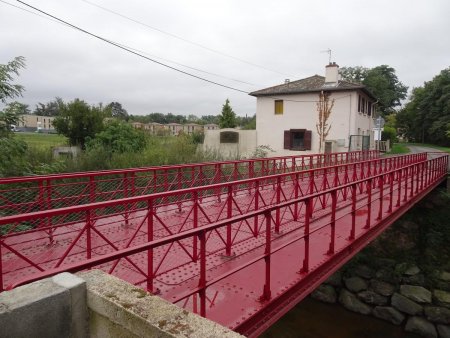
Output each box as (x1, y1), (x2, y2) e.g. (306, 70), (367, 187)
(0, 152), (447, 337)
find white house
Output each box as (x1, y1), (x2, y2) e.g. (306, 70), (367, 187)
(249, 63), (377, 155)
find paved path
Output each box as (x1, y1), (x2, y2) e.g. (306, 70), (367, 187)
(406, 145), (450, 171)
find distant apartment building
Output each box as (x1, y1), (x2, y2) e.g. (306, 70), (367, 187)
(17, 114), (55, 131)
(183, 123), (203, 135)
(130, 121), (219, 136)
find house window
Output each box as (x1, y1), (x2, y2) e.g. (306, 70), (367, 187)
(358, 95), (361, 112)
(274, 100), (283, 115)
(284, 129), (312, 151)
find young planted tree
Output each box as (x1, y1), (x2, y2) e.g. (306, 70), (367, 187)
(316, 91), (334, 153)
(218, 99), (237, 128)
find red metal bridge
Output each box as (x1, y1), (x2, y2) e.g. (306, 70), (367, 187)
(0, 151), (448, 337)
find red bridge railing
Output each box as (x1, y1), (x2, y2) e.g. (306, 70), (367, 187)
(0, 151), (379, 217)
(0, 152), (425, 291)
(1, 153), (447, 336)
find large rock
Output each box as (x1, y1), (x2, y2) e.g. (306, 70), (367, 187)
(405, 317), (437, 338)
(440, 272), (450, 282)
(373, 306), (405, 325)
(354, 265), (374, 279)
(376, 268), (401, 284)
(434, 290), (450, 309)
(402, 274), (426, 286)
(437, 325), (450, 338)
(344, 277), (368, 293)
(400, 285), (432, 304)
(424, 306), (450, 324)
(311, 284), (337, 304)
(391, 292), (423, 315)
(338, 289), (372, 315)
(370, 280), (396, 297)
(325, 271), (342, 287)
(357, 291), (388, 306)
(405, 265), (421, 276)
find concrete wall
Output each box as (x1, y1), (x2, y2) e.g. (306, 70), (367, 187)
(0, 273), (87, 338)
(255, 91), (374, 156)
(0, 271), (243, 338)
(203, 128), (257, 159)
(80, 270), (243, 338)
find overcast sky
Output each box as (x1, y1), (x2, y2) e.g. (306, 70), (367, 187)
(1, 0), (449, 117)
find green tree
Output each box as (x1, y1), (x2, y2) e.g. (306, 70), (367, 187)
(0, 56), (26, 138)
(34, 98), (63, 116)
(4, 101), (30, 115)
(218, 99), (236, 128)
(339, 66), (368, 84)
(340, 65), (408, 116)
(105, 102), (129, 121)
(86, 120), (146, 154)
(0, 56), (25, 104)
(397, 68), (450, 145)
(53, 99), (105, 149)
(364, 65), (408, 116)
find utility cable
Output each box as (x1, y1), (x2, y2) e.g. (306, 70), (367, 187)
(80, 0), (292, 77)
(16, 0), (250, 94)
(1, 0), (257, 87)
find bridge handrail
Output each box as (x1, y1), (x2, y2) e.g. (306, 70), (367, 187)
(0, 150), (379, 184)
(0, 152), (426, 227)
(6, 154), (448, 295)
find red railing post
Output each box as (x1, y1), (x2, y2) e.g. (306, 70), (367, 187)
(378, 176), (384, 220)
(45, 179), (54, 244)
(410, 165), (415, 197)
(38, 180), (45, 228)
(328, 190), (337, 254)
(396, 169), (402, 207)
(193, 192), (199, 261)
(404, 166), (409, 202)
(147, 199), (154, 293)
(123, 173), (130, 226)
(254, 181), (259, 237)
(89, 175), (95, 204)
(86, 210), (92, 260)
(365, 178), (372, 229)
(226, 185), (233, 256)
(301, 198), (311, 273)
(275, 177), (281, 233)
(262, 210), (272, 301)
(350, 184), (356, 240)
(388, 172), (394, 213)
(293, 173), (299, 221)
(198, 229), (206, 317)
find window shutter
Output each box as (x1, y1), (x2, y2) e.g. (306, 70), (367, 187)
(284, 130), (291, 149)
(304, 130), (312, 150)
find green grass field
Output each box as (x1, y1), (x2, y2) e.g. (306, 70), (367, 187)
(387, 143), (410, 154)
(14, 132), (67, 149)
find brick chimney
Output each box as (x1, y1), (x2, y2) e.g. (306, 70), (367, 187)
(325, 62), (339, 84)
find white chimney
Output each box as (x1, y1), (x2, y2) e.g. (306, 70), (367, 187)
(325, 62), (339, 84)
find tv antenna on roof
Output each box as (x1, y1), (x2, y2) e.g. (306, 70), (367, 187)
(320, 49), (332, 63)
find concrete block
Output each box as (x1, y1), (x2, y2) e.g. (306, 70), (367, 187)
(0, 278), (70, 338)
(53, 273), (88, 338)
(0, 273), (87, 338)
(79, 270), (243, 338)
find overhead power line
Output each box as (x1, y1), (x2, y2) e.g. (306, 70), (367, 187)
(15, 0), (250, 94)
(80, 0), (292, 77)
(1, 0), (257, 87)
